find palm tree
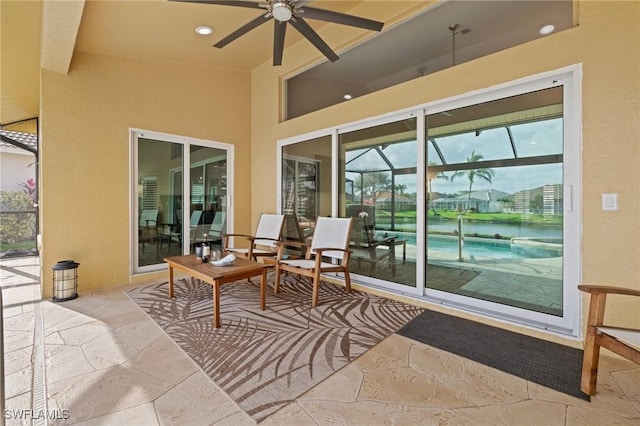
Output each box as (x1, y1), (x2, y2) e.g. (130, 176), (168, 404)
(426, 161), (449, 213)
(450, 151), (495, 214)
(394, 183), (407, 194)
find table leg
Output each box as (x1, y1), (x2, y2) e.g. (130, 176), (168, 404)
(168, 265), (174, 298)
(390, 243), (397, 273)
(260, 269), (266, 310)
(213, 281), (220, 328)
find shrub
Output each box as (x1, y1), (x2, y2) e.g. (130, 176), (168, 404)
(0, 191), (35, 244)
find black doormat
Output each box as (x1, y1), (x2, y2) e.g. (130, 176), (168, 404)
(397, 309), (589, 401)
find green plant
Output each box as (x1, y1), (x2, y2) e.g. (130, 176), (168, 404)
(0, 191), (35, 244)
(18, 177), (37, 205)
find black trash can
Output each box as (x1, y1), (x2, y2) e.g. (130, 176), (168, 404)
(52, 260), (79, 302)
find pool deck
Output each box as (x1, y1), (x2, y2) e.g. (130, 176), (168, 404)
(394, 237), (564, 315)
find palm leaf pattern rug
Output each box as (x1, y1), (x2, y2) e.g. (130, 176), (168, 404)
(128, 275), (423, 422)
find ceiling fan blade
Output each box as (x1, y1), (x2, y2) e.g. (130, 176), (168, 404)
(171, 0), (263, 9)
(302, 7), (384, 32)
(214, 14), (270, 48)
(290, 17), (339, 62)
(273, 21), (287, 66)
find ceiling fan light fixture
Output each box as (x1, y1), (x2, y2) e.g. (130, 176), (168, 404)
(539, 24), (555, 35)
(189, 0), (383, 66)
(272, 2), (293, 22)
(195, 25), (214, 35)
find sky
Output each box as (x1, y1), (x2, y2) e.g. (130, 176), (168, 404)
(346, 117), (563, 196)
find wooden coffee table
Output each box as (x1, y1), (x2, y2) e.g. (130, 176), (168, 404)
(164, 254), (270, 328)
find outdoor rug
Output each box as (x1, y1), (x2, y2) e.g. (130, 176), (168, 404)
(128, 275), (424, 422)
(397, 309), (589, 401)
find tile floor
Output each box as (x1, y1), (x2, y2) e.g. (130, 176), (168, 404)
(2, 255), (639, 425)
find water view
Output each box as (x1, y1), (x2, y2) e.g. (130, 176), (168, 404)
(427, 221), (562, 239)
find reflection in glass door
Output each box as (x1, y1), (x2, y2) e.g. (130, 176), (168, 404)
(133, 131), (230, 274)
(338, 118), (418, 290)
(280, 135), (332, 241)
(189, 145), (228, 251)
(136, 138), (183, 270)
(425, 86), (567, 321)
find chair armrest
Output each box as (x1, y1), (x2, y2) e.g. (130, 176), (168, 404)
(275, 240), (308, 259)
(222, 233), (253, 239)
(313, 247), (352, 254)
(253, 237), (280, 244)
(159, 222), (179, 229)
(578, 285), (640, 297)
(222, 233), (253, 250)
(313, 248), (352, 266)
(369, 236), (396, 248)
(276, 240), (306, 248)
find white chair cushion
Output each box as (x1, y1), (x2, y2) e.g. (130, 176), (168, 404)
(310, 217), (352, 259)
(254, 214), (285, 247)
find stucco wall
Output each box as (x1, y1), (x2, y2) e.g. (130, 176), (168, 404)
(41, 53), (251, 296)
(38, 1), (639, 341)
(250, 1), (640, 337)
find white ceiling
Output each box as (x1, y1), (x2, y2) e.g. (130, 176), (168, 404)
(0, 0), (573, 125)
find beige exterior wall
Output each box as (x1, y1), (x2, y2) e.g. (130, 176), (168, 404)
(41, 52), (251, 297)
(250, 1), (640, 336)
(38, 1), (639, 341)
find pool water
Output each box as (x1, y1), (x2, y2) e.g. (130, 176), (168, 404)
(383, 232), (561, 259)
(428, 236), (517, 258)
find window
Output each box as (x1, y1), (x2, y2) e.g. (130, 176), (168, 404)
(285, 1), (574, 119)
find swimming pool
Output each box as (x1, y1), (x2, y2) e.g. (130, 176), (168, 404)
(383, 232), (562, 259)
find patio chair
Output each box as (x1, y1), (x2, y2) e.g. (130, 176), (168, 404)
(139, 209), (159, 254)
(274, 217), (353, 308)
(578, 284), (640, 395)
(283, 213), (306, 243)
(159, 209), (206, 251)
(350, 215), (398, 273)
(194, 211), (226, 249)
(189, 209), (203, 230)
(222, 213), (285, 262)
(281, 213), (314, 257)
(139, 209), (158, 227)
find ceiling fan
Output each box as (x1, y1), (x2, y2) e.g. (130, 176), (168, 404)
(174, 0), (384, 66)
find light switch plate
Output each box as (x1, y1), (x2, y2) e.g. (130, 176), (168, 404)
(602, 193), (618, 211)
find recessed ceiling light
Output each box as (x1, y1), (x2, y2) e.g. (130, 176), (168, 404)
(195, 25), (214, 36)
(539, 24), (555, 35)
(343, 94), (353, 100)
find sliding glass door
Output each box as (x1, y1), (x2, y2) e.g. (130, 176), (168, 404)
(277, 67), (580, 336)
(132, 130), (232, 274)
(422, 73), (580, 335)
(425, 87), (565, 311)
